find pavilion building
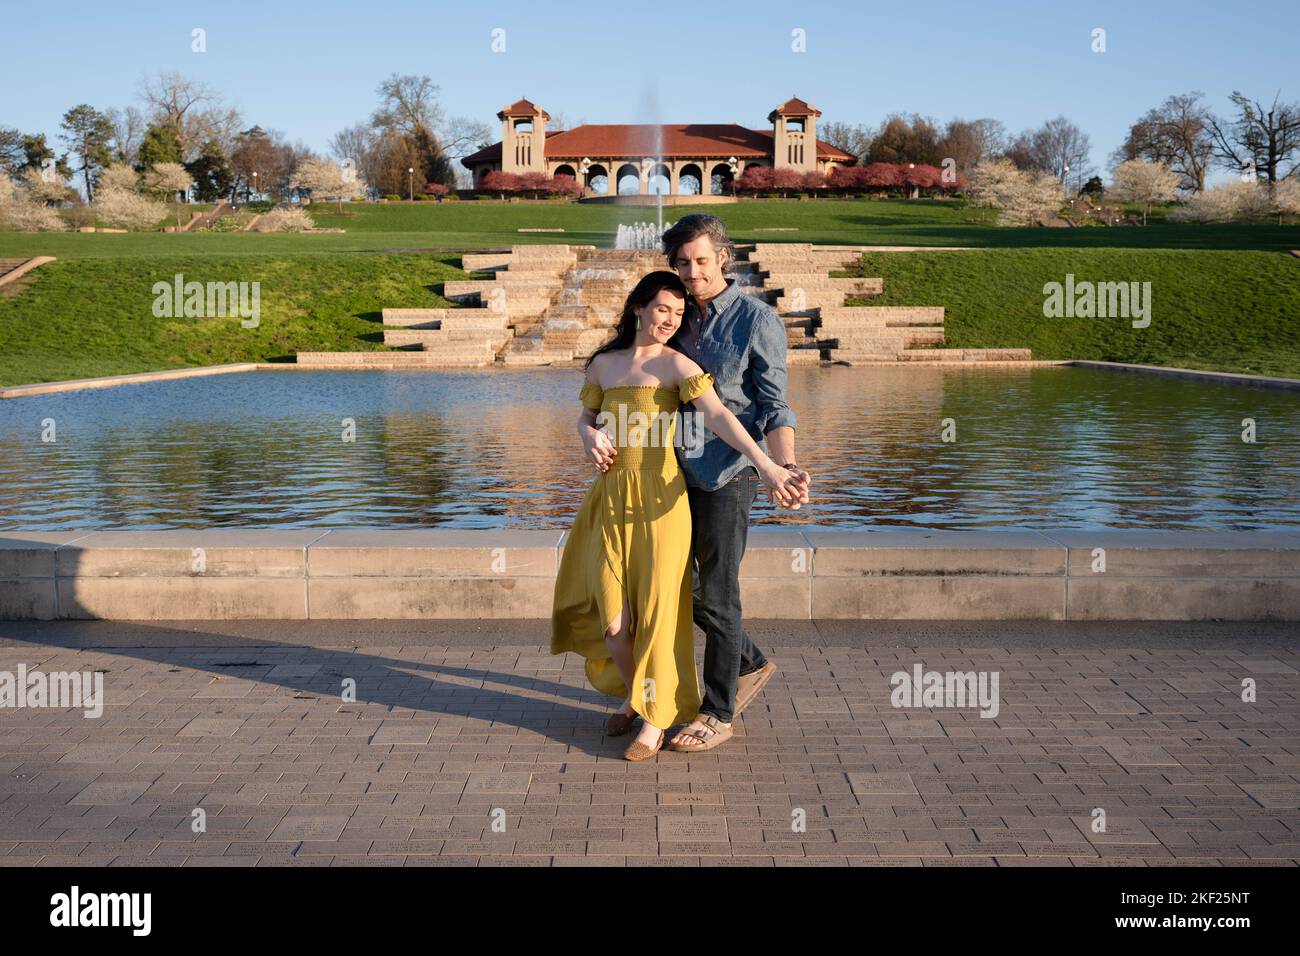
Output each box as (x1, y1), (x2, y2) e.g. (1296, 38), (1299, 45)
(461, 96), (856, 197)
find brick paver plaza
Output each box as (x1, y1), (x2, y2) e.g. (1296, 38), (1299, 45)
(1, 619), (1296, 866)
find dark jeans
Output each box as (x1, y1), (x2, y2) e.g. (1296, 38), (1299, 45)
(687, 465), (770, 723)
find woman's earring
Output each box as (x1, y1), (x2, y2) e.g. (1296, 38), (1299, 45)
(635, 313), (642, 331)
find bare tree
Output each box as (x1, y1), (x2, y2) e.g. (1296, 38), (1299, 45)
(371, 73), (441, 135)
(1207, 90), (1300, 201)
(936, 118), (1006, 176)
(818, 121), (873, 163)
(105, 106), (146, 167)
(1030, 116), (1093, 191)
(1113, 92), (1213, 192)
(138, 71), (242, 161)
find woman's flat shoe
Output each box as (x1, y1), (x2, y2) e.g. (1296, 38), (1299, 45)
(606, 707), (638, 736)
(624, 728), (664, 761)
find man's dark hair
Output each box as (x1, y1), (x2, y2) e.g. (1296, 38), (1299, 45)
(661, 214), (734, 273)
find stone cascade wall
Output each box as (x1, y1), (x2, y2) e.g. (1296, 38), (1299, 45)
(296, 242), (1036, 369)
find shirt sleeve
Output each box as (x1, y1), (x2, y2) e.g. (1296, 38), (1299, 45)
(749, 309), (798, 434)
(678, 371), (714, 405)
(579, 379), (603, 410)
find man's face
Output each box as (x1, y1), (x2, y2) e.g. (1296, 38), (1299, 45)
(671, 235), (727, 299)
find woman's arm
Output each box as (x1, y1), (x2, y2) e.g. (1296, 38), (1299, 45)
(579, 360), (617, 472)
(688, 387), (798, 508)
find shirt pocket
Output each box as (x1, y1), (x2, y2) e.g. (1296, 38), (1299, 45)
(707, 343), (746, 407)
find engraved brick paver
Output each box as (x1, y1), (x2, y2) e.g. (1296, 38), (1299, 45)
(0, 620), (1296, 866)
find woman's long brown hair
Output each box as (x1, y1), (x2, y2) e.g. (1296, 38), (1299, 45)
(583, 270), (689, 369)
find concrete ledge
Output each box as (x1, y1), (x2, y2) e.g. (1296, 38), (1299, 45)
(1, 527), (1297, 621)
(0, 363), (261, 399)
(1069, 360), (1300, 391)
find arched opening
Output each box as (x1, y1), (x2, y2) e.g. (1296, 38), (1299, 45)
(646, 163), (671, 195)
(585, 164), (610, 195)
(614, 163), (640, 195)
(678, 163), (703, 196)
(553, 164), (576, 180)
(709, 164), (734, 195)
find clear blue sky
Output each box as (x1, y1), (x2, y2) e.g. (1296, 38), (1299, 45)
(5, 0), (1297, 178)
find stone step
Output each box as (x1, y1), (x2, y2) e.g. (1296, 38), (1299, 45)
(816, 306), (945, 325)
(500, 349), (575, 366)
(787, 348), (826, 365)
(763, 275), (883, 293)
(776, 290), (881, 312)
(382, 308), (509, 330)
(824, 330), (945, 349)
(383, 330), (504, 350)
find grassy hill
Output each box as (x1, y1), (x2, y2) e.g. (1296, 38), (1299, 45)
(0, 199), (1296, 385)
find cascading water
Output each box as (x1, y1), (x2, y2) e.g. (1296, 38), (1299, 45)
(615, 220), (675, 250)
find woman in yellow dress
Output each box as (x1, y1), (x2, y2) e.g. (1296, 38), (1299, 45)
(551, 271), (799, 760)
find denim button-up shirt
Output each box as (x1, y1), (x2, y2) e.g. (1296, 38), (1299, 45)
(669, 277), (798, 491)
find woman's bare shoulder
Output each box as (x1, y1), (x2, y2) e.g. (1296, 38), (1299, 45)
(668, 350), (705, 383)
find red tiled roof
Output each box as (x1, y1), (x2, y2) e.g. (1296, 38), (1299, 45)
(771, 96), (821, 117)
(462, 123), (855, 167)
(497, 98), (549, 119)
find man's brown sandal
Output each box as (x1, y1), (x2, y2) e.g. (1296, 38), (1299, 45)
(734, 661), (778, 717)
(606, 706), (638, 736)
(664, 714), (733, 752)
(624, 728), (664, 761)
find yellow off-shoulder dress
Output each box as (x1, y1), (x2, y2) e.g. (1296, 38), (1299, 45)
(550, 371), (715, 730)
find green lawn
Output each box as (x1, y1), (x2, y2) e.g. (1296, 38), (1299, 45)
(0, 254), (466, 385)
(844, 248), (1300, 378)
(2, 198), (1296, 259)
(0, 198), (1297, 386)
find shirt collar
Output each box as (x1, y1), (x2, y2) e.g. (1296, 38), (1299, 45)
(693, 277), (740, 323)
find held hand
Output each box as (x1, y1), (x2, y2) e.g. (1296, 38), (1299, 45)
(759, 464), (799, 509)
(583, 425), (618, 473)
(782, 465), (811, 507)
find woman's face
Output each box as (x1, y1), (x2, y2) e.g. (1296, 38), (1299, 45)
(637, 289), (685, 344)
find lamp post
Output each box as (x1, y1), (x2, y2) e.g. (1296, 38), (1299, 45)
(251, 170), (257, 204)
(408, 167), (414, 202)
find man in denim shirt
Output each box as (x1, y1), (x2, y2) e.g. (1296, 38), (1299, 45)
(661, 214), (811, 753)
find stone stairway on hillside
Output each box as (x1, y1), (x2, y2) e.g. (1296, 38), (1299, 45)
(296, 242), (1033, 369)
(749, 243), (1031, 364)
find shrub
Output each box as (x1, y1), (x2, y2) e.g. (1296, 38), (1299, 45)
(95, 188), (168, 230)
(252, 207), (315, 232)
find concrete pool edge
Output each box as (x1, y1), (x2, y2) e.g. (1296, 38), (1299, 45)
(2, 528), (1298, 622)
(4, 358), (1299, 398)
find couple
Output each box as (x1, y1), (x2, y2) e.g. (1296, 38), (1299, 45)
(551, 214), (812, 760)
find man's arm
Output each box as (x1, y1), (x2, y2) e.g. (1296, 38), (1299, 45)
(750, 310), (809, 504)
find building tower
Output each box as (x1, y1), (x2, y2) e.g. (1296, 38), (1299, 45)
(769, 97), (820, 174)
(498, 98), (549, 175)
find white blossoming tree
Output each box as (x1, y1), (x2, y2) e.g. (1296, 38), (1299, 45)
(290, 158), (350, 213)
(0, 171), (65, 232)
(1109, 159), (1181, 225)
(1270, 177), (1300, 225)
(969, 158), (1063, 226)
(142, 162), (194, 231)
(1169, 180), (1271, 223)
(93, 164), (167, 230)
